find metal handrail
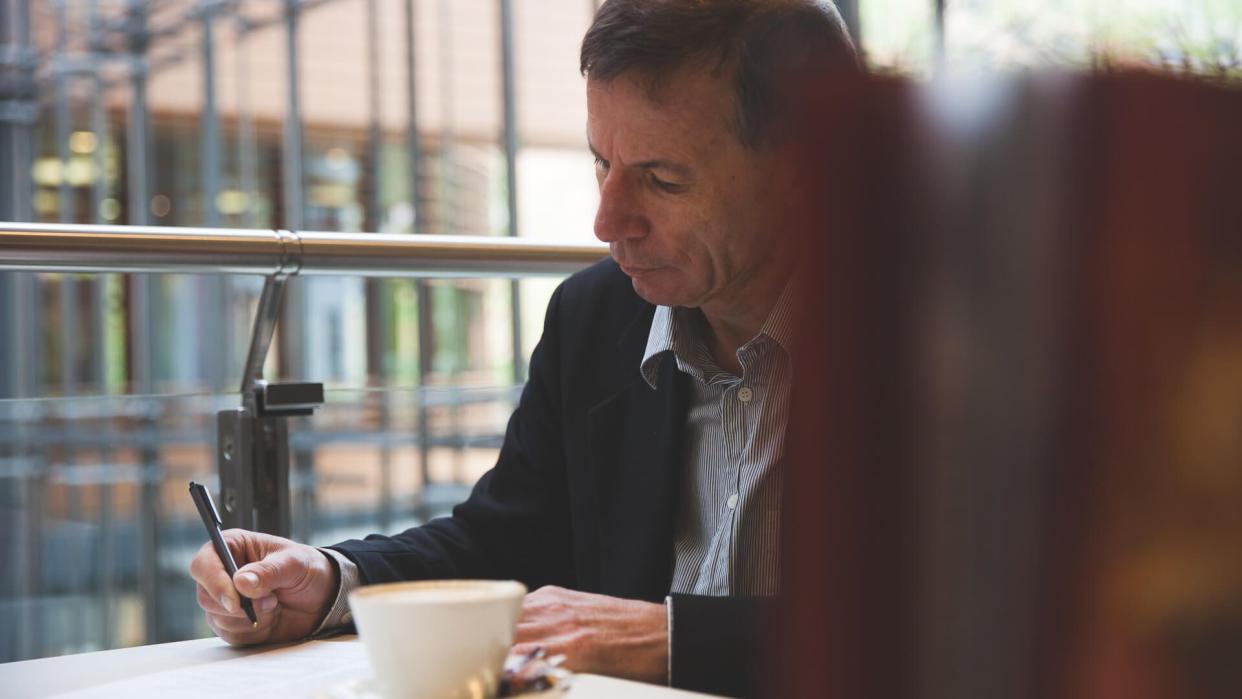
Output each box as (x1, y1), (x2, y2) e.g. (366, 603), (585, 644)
(0, 222), (609, 277)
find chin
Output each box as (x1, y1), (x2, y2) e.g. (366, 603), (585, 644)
(629, 276), (695, 309)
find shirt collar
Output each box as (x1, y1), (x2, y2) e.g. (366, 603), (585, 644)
(640, 282), (796, 389)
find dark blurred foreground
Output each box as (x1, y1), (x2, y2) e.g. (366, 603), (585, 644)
(775, 71), (1242, 699)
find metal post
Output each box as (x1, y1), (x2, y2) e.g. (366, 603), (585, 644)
(282, 0), (304, 233)
(93, 283), (115, 651)
(423, 0), (459, 515)
(54, 0), (72, 226)
(87, 0), (114, 647)
(279, 0), (313, 541)
(0, 0), (35, 224)
(499, 0), (524, 384)
(125, 2), (150, 230)
(366, 0), (383, 233)
(1, 0), (38, 658)
(233, 13), (258, 395)
(0, 0), (38, 402)
(437, 0), (456, 233)
(235, 15), (259, 229)
(11, 274), (41, 659)
(279, 0), (307, 382)
(402, 0), (425, 235)
(200, 0), (221, 229)
(406, 0), (435, 520)
(88, 0), (108, 228)
(364, 0), (393, 531)
(55, 0), (78, 395)
(22, 453), (45, 660)
(199, 0), (227, 391)
(123, 0), (160, 646)
(53, 0), (87, 650)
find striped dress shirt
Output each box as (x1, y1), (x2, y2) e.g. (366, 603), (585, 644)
(642, 288), (793, 597)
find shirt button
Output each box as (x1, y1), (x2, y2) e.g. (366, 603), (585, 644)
(737, 386), (753, 403)
(726, 493), (739, 509)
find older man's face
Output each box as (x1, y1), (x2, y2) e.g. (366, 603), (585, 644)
(587, 69), (795, 311)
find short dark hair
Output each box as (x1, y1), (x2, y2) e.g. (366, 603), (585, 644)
(580, 0), (858, 148)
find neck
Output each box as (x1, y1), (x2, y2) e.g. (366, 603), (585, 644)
(699, 263), (789, 376)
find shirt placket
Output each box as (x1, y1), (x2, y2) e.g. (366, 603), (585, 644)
(716, 378), (746, 595)
(728, 346), (762, 593)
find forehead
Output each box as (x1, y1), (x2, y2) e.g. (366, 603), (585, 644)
(586, 69), (738, 156)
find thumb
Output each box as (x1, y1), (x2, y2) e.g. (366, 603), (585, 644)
(234, 548), (307, 599)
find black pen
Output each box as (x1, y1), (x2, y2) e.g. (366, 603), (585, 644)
(189, 481), (258, 627)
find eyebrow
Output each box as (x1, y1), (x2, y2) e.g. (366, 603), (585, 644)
(588, 141), (694, 180)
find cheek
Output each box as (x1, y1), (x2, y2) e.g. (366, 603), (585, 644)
(648, 200), (714, 260)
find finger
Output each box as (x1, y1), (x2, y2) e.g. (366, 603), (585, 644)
(206, 612), (271, 646)
(513, 621), (539, 644)
(197, 584), (235, 616)
(234, 548), (309, 600)
(512, 639), (574, 668)
(207, 610), (266, 634)
(198, 584), (278, 616)
(513, 617), (569, 646)
(509, 643), (542, 659)
(189, 541), (241, 614)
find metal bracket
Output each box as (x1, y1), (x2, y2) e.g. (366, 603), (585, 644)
(217, 230), (321, 536)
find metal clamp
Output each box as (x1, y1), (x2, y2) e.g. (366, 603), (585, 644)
(217, 230), (320, 536)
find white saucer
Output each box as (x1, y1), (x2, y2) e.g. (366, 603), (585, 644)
(321, 677), (565, 699)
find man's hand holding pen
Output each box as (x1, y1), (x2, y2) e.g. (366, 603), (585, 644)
(189, 530), (337, 645)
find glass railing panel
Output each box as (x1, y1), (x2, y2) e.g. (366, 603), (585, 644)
(0, 271), (562, 401)
(0, 392), (233, 663)
(288, 385), (520, 546)
(0, 383), (521, 664)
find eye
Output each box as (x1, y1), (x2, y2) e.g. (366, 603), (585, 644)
(593, 156), (610, 172)
(647, 172), (686, 194)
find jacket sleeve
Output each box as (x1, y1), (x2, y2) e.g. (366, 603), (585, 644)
(327, 283), (575, 590)
(669, 594), (773, 698)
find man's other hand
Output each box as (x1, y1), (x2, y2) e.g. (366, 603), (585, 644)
(512, 586), (668, 685)
(189, 529), (336, 646)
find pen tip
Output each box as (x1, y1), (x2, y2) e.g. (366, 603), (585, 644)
(253, 621), (258, 628)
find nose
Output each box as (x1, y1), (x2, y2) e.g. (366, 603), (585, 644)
(593, 169), (647, 244)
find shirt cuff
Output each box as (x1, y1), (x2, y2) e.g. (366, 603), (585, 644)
(665, 595), (674, 686)
(310, 547), (361, 637)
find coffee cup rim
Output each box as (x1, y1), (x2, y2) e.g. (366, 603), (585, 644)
(349, 579), (527, 604)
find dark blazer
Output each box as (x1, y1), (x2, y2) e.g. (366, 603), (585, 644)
(329, 258), (765, 697)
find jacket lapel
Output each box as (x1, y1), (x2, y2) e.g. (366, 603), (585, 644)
(589, 335), (688, 600)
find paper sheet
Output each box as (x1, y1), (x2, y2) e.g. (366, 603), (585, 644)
(49, 638), (371, 699)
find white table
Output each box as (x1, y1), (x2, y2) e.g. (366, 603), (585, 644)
(1, 635), (718, 698)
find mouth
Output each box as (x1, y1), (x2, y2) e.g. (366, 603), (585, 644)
(617, 262), (661, 278)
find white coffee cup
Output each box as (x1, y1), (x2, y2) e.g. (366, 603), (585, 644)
(349, 579), (527, 699)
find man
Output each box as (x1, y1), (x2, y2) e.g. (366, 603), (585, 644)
(190, 1), (855, 695)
